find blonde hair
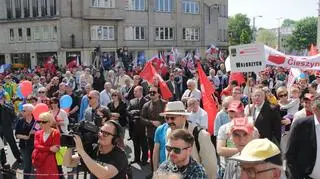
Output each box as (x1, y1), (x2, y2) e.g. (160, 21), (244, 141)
(276, 86), (287, 96)
(39, 112), (54, 124)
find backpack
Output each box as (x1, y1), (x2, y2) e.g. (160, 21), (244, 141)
(192, 126), (203, 152)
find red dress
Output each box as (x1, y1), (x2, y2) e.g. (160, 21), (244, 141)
(32, 129), (60, 179)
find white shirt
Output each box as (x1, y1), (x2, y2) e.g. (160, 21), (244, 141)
(100, 90), (112, 106)
(244, 102), (265, 122)
(310, 115), (320, 178)
(181, 89), (201, 101)
(188, 107), (208, 129)
(0, 137), (4, 150)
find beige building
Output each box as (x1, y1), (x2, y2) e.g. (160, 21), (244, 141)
(0, 0), (228, 68)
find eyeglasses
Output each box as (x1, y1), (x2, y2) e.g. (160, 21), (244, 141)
(37, 120), (49, 124)
(99, 129), (115, 138)
(149, 91), (157, 95)
(165, 116), (176, 121)
(241, 167), (275, 178)
(165, 145), (190, 154)
(278, 94), (288, 98)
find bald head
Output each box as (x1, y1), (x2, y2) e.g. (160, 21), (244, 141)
(134, 86), (143, 98)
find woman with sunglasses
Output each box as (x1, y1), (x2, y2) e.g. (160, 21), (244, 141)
(107, 91), (127, 127)
(32, 112), (60, 179)
(49, 97), (69, 134)
(37, 87), (50, 105)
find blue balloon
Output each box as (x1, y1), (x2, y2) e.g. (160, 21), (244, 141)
(18, 102), (23, 112)
(17, 86), (24, 98)
(60, 95), (73, 109)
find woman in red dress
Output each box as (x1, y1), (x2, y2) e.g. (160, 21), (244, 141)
(32, 112), (60, 179)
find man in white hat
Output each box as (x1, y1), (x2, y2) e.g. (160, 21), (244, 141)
(153, 101), (217, 179)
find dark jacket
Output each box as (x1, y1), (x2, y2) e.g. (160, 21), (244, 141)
(127, 97), (148, 134)
(108, 101), (127, 127)
(166, 80), (180, 101)
(285, 117), (317, 179)
(0, 103), (16, 132)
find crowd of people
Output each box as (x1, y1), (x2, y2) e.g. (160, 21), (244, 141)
(0, 53), (319, 179)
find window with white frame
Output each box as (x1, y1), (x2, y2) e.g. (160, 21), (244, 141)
(33, 27), (41, 40)
(43, 26), (50, 40)
(183, 27), (199, 41)
(155, 0), (173, 12)
(91, 26), (115, 40)
(26, 28), (31, 41)
(9, 29), (14, 41)
(128, 0), (145, 10)
(183, 1), (199, 14)
(155, 27), (174, 40)
(52, 26), (57, 40)
(91, 0), (115, 8)
(125, 26), (145, 40)
(18, 28), (23, 41)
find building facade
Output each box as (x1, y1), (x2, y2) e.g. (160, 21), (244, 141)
(269, 26), (295, 54)
(0, 0), (228, 68)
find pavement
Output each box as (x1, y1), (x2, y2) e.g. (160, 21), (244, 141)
(3, 128), (151, 179)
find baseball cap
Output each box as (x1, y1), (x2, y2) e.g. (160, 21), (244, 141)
(303, 93), (314, 101)
(229, 138), (282, 166)
(227, 100), (244, 113)
(231, 117), (254, 134)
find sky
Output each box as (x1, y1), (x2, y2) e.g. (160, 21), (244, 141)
(229, 0), (318, 29)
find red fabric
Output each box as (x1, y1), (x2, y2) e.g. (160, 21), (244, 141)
(309, 44), (319, 56)
(140, 61), (172, 100)
(44, 56), (56, 74)
(220, 87), (232, 97)
(197, 62), (218, 134)
(67, 58), (77, 69)
(229, 72), (246, 85)
(306, 110), (313, 117)
(32, 129), (60, 179)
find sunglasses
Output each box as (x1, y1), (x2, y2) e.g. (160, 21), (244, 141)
(165, 145), (190, 154)
(112, 94), (117, 97)
(165, 116), (176, 121)
(37, 120), (49, 124)
(99, 129), (115, 138)
(149, 91), (157, 95)
(278, 94), (288, 98)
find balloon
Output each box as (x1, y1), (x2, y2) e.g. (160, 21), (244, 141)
(18, 102), (23, 112)
(20, 81), (33, 97)
(60, 95), (73, 109)
(32, 103), (49, 121)
(16, 86), (24, 98)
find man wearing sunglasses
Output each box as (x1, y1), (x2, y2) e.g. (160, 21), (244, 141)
(229, 138), (282, 179)
(155, 129), (207, 178)
(153, 101), (216, 179)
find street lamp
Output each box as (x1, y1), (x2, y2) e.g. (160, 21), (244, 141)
(276, 17), (283, 51)
(252, 15), (263, 42)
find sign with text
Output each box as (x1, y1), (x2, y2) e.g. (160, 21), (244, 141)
(229, 44), (266, 72)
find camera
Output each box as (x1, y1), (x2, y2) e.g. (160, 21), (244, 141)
(61, 120), (99, 148)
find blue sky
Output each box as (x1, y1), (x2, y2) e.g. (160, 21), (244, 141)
(229, 0), (318, 29)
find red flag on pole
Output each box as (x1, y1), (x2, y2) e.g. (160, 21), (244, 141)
(229, 72), (246, 85)
(309, 44), (319, 56)
(197, 62), (218, 134)
(140, 61), (173, 100)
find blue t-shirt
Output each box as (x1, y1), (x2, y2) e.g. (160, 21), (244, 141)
(154, 123), (169, 164)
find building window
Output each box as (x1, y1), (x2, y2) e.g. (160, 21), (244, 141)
(9, 29), (14, 41)
(34, 27), (41, 40)
(24, 0), (31, 17)
(26, 28), (31, 41)
(91, 0), (115, 8)
(43, 26), (50, 40)
(11, 53), (31, 68)
(125, 26), (145, 40)
(32, 0), (39, 17)
(183, 1), (199, 14)
(18, 28), (23, 41)
(91, 26), (115, 40)
(41, 0), (47, 16)
(52, 26), (57, 40)
(15, 0), (22, 18)
(50, 0), (57, 15)
(128, 0), (145, 10)
(182, 27), (199, 41)
(155, 0), (174, 12)
(155, 27), (174, 40)
(5, 0), (12, 19)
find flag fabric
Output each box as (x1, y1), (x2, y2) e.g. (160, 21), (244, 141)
(219, 50), (225, 61)
(140, 61), (173, 100)
(186, 53), (195, 71)
(67, 56), (78, 69)
(309, 44), (319, 56)
(194, 48), (200, 62)
(205, 44), (219, 56)
(159, 52), (168, 76)
(169, 47), (176, 65)
(44, 56), (56, 73)
(229, 72), (246, 85)
(197, 62), (218, 134)
(287, 68), (302, 89)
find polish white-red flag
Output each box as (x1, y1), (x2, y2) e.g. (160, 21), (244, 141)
(169, 47), (176, 65)
(194, 48), (200, 62)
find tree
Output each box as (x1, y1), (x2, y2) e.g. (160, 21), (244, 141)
(287, 17), (317, 51)
(228, 14), (252, 45)
(282, 19), (296, 27)
(240, 29), (251, 44)
(256, 29), (277, 47)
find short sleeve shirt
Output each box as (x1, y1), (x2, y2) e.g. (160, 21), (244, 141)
(154, 123), (169, 164)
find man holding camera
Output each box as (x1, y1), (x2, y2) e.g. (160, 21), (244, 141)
(64, 120), (128, 179)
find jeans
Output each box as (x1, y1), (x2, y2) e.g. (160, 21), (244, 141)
(21, 146), (33, 179)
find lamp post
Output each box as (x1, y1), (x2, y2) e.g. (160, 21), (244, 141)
(276, 17), (283, 51)
(252, 15), (262, 42)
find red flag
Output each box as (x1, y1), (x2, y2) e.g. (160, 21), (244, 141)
(140, 61), (173, 100)
(44, 56), (56, 73)
(229, 72), (246, 85)
(309, 44), (319, 56)
(197, 62), (218, 134)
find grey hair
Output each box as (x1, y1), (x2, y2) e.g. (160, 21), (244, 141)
(186, 79), (195, 86)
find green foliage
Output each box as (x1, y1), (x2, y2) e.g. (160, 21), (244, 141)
(282, 19), (296, 27)
(287, 17), (317, 51)
(228, 13), (252, 45)
(256, 29), (277, 47)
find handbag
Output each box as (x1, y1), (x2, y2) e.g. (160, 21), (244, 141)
(55, 147), (67, 166)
